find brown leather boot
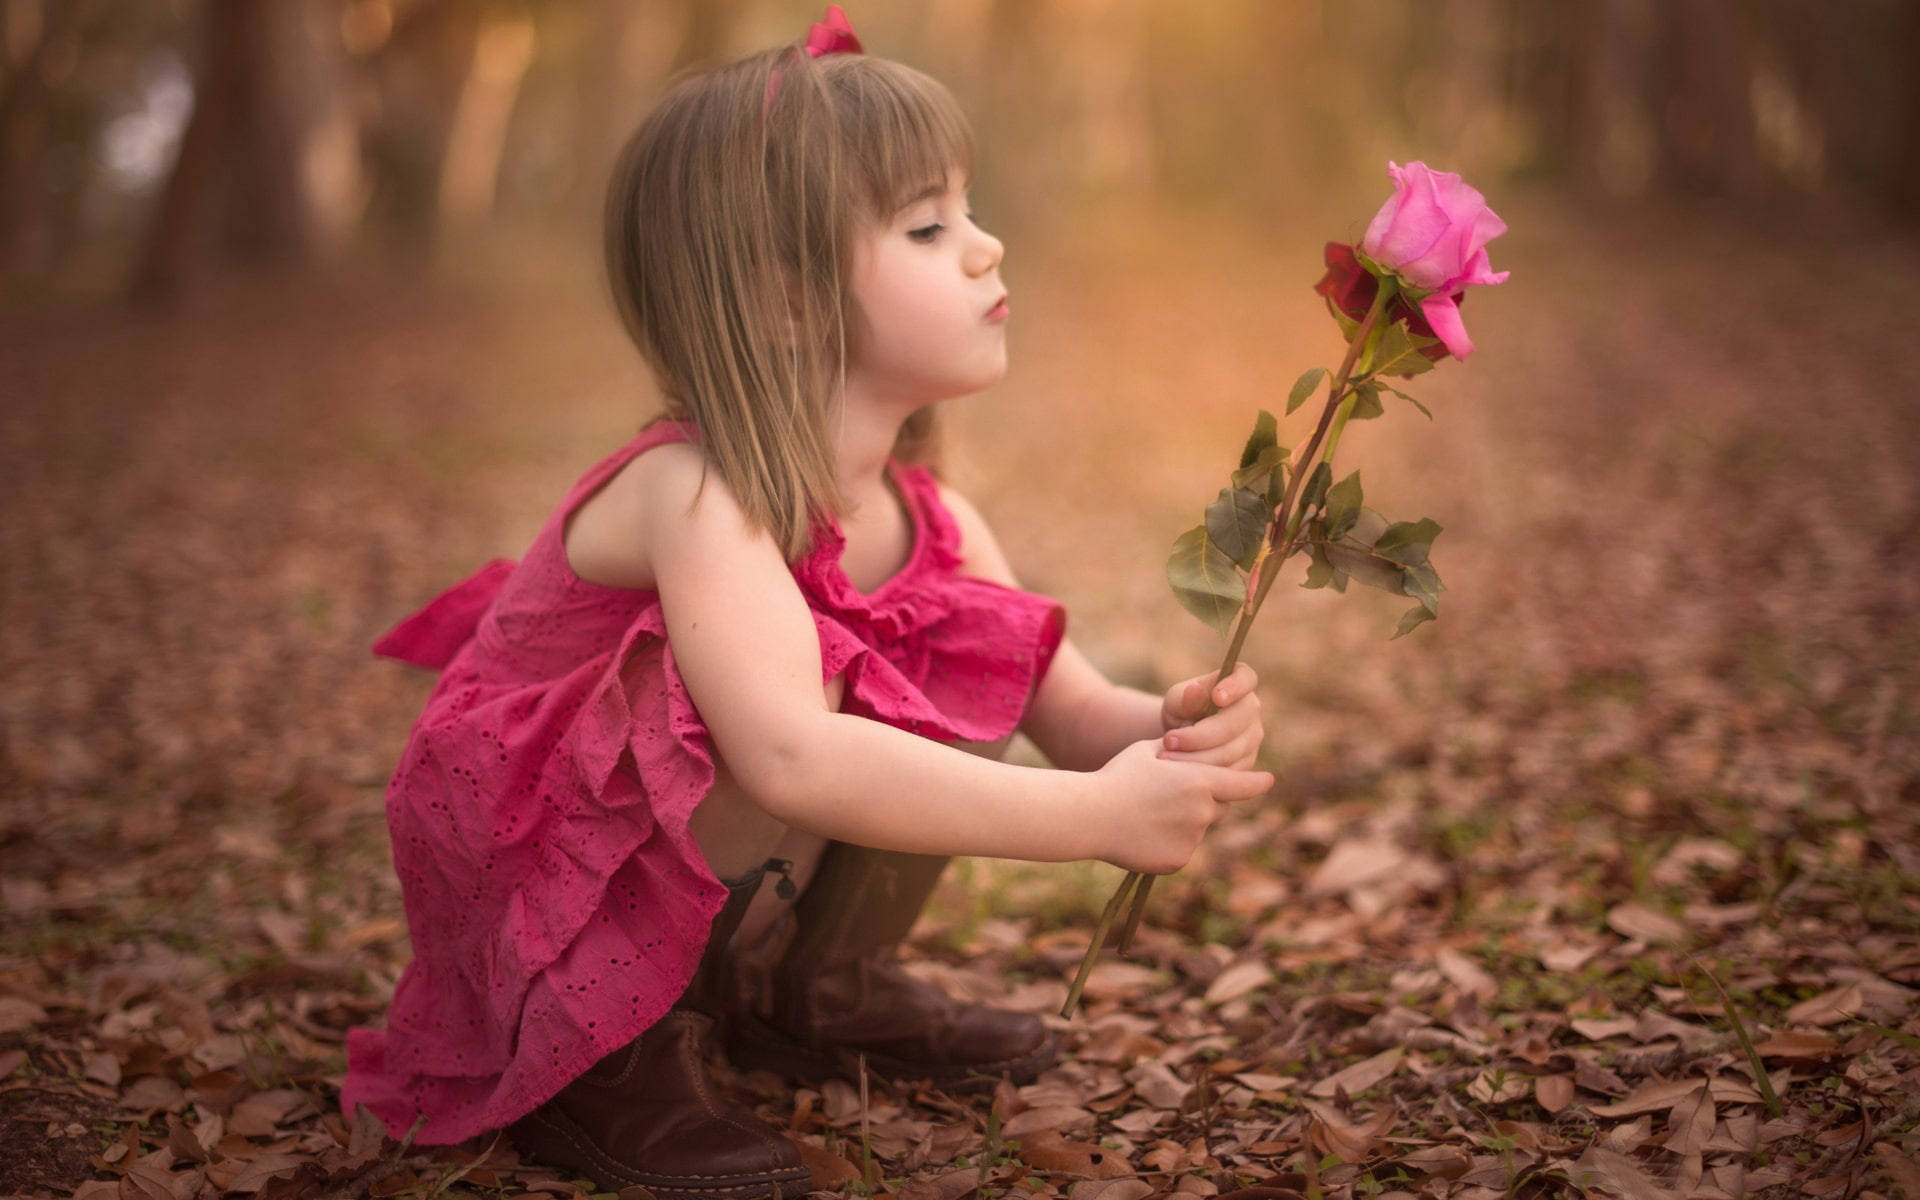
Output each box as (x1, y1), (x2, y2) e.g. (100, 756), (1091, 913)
(725, 845), (1056, 1092)
(508, 866), (812, 1199)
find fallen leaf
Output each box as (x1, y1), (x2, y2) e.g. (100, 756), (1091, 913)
(1125, 1060), (1191, 1110)
(1572, 1145), (1679, 1200)
(795, 1139), (862, 1190)
(1588, 1077), (1761, 1118)
(1307, 1047), (1403, 1099)
(1002, 1105), (1094, 1138)
(1753, 1030), (1839, 1060)
(1535, 1074), (1573, 1114)
(0, 996), (47, 1033)
(1871, 1143), (1920, 1197)
(1305, 838), (1407, 895)
(1203, 960), (1274, 1006)
(1785, 983), (1864, 1027)
(1663, 1082), (1714, 1157)
(1067, 1181), (1155, 1200)
(1434, 948), (1496, 1000)
(1017, 1128), (1133, 1179)
(1606, 903), (1686, 944)
(897, 1168), (979, 1200)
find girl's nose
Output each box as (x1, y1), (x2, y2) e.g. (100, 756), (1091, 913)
(966, 227), (1003, 277)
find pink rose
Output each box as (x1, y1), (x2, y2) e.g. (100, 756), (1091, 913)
(1314, 242), (1454, 364)
(1359, 161), (1508, 360)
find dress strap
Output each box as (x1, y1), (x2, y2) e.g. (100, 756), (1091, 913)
(553, 414), (700, 526)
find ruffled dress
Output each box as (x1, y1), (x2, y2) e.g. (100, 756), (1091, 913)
(340, 415), (1066, 1145)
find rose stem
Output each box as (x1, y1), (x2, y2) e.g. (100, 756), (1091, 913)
(1105, 280), (1397, 960)
(1060, 868), (1140, 1018)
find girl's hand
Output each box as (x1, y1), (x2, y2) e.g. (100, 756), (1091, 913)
(1090, 739), (1274, 875)
(1158, 663), (1265, 771)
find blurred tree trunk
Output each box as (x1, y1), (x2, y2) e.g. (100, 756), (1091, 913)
(436, 9), (533, 235)
(0, 0), (86, 277)
(1649, 0), (1764, 199)
(132, 0), (314, 301)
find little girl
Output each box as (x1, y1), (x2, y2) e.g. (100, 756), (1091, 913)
(341, 8), (1272, 1197)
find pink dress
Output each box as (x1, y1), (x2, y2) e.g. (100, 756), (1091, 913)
(340, 416), (1066, 1146)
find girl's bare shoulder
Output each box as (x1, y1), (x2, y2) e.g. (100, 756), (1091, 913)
(562, 439), (713, 591)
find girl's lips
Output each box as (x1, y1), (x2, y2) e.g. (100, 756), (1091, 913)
(986, 296), (1010, 321)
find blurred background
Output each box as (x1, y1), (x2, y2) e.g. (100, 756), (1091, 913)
(0, 1), (1916, 1179)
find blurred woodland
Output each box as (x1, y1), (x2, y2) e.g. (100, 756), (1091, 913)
(2, 2), (1918, 1199)
(0, 0), (1916, 294)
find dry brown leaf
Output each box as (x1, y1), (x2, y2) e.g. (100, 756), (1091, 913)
(1534, 1074), (1573, 1114)
(1571, 1016), (1637, 1041)
(1067, 1181), (1155, 1200)
(119, 1075), (187, 1113)
(1305, 838), (1406, 896)
(1304, 1102), (1392, 1161)
(1663, 1082), (1714, 1158)
(1871, 1143), (1920, 1197)
(794, 1139), (863, 1190)
(1606, 903), (1687, 944)
(1572, 1145), (1680, 1200)
(1752, 1030), (1840, 1060)
(1002, 1105), (1094, 1138)
(1306, 1047), (1403, 1099)
(1588, 1077), (1761, 1118)
(1434, 948), (1497, 1000)
(83, 1050), (123, 1086)
(205, 1152), (308, 1193)
(0, 996), (48, 1033)
(896, 1168), (979, 1200)
(1203, 960), (1274, 1006)
(1125, 1060), (1191, 1110)
(1785, 982), (1864, 1026)
(1017, 1128), (1133, 1179)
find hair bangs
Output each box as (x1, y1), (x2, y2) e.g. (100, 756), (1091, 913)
(821, 57), (975, 219)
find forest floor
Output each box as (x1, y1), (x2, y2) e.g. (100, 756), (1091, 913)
(1, 193), (1916, 1199)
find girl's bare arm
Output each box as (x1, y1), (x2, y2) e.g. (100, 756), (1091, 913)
(933, 482), (1163, 772)
(638, 447), (1138, 863)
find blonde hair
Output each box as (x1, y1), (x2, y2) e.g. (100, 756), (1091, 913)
(606, 45), (976, 562)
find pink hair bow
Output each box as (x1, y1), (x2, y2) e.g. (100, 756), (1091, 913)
(764, 5), (863, 119)
(804, 4), (863, 57)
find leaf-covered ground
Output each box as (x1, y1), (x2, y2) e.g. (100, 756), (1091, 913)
(1, 196), (1916, 1199)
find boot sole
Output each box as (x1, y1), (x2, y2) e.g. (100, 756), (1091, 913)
(508, 1107), (814, 1200)
(726, 1011), (1059, 1094)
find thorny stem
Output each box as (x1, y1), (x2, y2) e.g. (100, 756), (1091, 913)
(1071, 280), (1398, 1008)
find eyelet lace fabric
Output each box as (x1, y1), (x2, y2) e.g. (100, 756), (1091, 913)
(340, 416), (1066, 1145)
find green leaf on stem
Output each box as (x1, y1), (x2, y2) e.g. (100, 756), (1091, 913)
(1374, 518), (1444, 567)
(1380, 384), (1434, 420)
(1392, 605), (1436, 639)
(1300, 461), (1333, 512)
(1318, 509), (1405, 593)
(1231, 444), (1288, 494)
(1239, 409), (1279, 470)
(1303, 541), (1338, 591)
(1344, 385), (1390, 424)
(1367, 323), (1438, 379)
(1401, 560), (1443, 615)
(1167, 526), (1246, 637)
(1324, 470), (1363, 540)
(1287, 367), (1328, 416)
(1347, 381), (1385, 421)
(1205, 487), (1271, 570)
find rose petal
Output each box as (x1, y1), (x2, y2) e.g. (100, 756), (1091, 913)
(1418, 293), (1475, 360)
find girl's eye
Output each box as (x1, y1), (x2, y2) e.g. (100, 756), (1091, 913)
(908, 223), (945, 243)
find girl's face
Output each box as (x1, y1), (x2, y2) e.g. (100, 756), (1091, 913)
(845, 168), (1008, 405)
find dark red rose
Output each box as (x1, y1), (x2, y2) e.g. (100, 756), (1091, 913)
(1312, 242), (1459, 363)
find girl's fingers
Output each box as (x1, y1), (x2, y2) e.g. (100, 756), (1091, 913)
(1163, 701), (1260, 751)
